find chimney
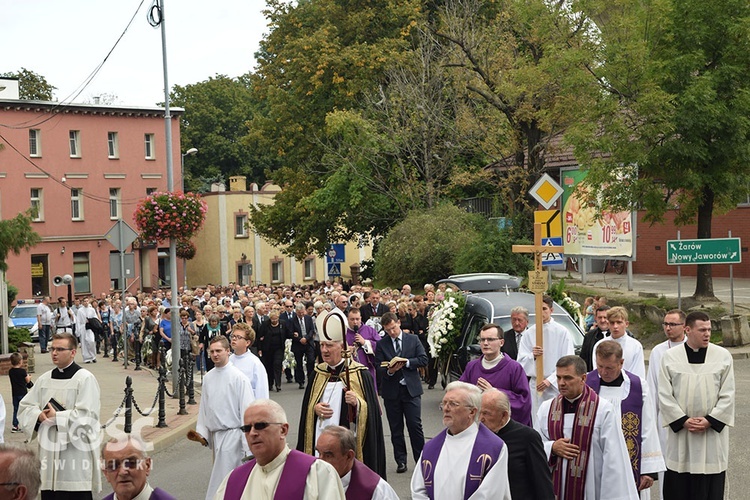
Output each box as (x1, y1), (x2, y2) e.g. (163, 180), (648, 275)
(0, 78), (20, 100)
(229, 176), (247, 192)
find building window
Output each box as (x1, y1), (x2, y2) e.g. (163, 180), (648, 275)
(29, 129), (41, 157)
(146, 187), (157, 195)
(69, 130), (81, 157)
(304, 258), (316, 280)
(30, 188), (43, 221)
(145, 134), (155, 159)
(70, 188), (84, 220)
(235, 213), (248, 238)
(271, 260), (283, 283)
(107, 132), (119, 158)
(73, 252), (91, 294)
(109, 188), (121, 219)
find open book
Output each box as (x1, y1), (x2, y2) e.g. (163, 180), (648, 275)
(380, 357), (408, 369)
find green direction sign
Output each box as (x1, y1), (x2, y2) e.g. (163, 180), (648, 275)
(666, 238), (741, 265)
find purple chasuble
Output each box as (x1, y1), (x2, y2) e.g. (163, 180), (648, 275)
(459, 355), (532, 426)
(586, 369), (643, 486)
(420, 423), (504, 500)
(346, 325), (380, 389)
(346, 459), (381, 499)
(223, 449), (316, 500)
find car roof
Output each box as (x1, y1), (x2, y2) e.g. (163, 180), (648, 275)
(437, 273), (523, 292)
(466, 291), (576, 322)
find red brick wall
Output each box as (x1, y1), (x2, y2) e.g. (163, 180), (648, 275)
(633, 207), (750, 278)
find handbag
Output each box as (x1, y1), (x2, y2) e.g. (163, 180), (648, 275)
(191, 334), (201, 356)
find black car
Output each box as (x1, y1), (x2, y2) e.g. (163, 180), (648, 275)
(437, 274), (585, 382)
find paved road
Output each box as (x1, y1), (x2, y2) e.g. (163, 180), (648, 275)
(108, 357), (750, 499)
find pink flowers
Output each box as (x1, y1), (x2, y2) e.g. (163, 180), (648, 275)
(133, 191), (207, 243)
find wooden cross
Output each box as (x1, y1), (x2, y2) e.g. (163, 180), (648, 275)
(512, 223), (564, 391)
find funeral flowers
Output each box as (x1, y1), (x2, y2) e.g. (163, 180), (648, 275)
(134, 191), (207, 242)
(427, 290), (466, 363)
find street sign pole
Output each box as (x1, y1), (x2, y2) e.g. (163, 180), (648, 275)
(677, 231), (681, 311)
(729, 230), (734, 315)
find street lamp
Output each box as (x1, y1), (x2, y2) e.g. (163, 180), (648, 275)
(180, 148), (198, 289)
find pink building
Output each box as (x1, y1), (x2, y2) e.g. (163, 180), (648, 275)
(0, 80), (184, 300)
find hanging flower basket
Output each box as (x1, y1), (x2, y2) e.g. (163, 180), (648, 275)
(133, 191), (207, 243)
(176, 239), (197, 260)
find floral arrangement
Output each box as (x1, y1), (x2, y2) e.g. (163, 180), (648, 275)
(547, 279), (584, 329)
(133, 191), (207, 242)
(176, 239), (197, 260)
(427, 290), (466, 363)
(282, 338), (296, 370)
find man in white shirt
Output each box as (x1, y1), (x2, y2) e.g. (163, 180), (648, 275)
(55, 297), (76, 335)
(37, 296), (54, 353)
(229, 322), (269, 399)
(591, 306), (645, 381)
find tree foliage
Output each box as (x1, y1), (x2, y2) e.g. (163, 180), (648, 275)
(0, 68), (55, 101)
(170, 75), (265, 191)
(569, 0), (750, 298)
(0, 211), (41, 272)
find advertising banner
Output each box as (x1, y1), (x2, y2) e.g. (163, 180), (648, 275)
(561, 169), (634, 257)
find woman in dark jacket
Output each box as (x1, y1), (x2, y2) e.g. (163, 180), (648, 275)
(258, 310), (290, 392)
(198, 313), (227, 371)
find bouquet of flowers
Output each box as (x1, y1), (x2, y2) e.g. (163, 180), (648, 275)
(176, 239), (197, 260)
(427, 290), (466, 363)
(133, 191), (207, 242)
(282, 338), (296, 371)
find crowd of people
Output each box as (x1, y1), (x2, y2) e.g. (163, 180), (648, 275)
(3, 282), (736, 499)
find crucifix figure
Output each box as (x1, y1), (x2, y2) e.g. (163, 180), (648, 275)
(512, 223), (564, 393)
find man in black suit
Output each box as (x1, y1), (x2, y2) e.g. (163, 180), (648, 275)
(375, 312), (428, 474)
(291, 302), (315, 388)
(502, 306), (529, 360)
(480, 388), (555, 500)
(280, 299), (296, 383)
(579, 305), (611, 371)
(360, 289), (387, 324)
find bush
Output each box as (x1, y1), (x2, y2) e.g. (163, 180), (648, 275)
(454, 223), (533, 277)
(8, 327), (31, 352)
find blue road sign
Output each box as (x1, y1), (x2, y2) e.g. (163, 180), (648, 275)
(326, 244), (345, 264)
(327, 262), (341, 276)
(542, 237), (564, 266)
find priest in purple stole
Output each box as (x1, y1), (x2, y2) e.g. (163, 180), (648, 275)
(587, 340), (665, 498)
(102, 436), (177, 500)
(411, 382), (511, 500)
(345, 307), (381, 391)
(459, 323), (532, 426)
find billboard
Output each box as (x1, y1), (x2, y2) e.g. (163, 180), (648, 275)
(561, 169), (634, 257)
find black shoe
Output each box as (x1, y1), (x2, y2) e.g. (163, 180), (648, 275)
(112, 358), (118, 362)
(428, 384), (435, 390)
(276, 386), (281, 392)
(286, 378), (293, 384)
(103, 353), (109, 358)
(299, 383), (305, 389)
(397, 463), (407, 473)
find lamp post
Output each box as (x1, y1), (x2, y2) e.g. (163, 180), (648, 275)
(181, 148), (198, 289)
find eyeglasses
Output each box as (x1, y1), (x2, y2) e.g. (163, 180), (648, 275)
(239, 422), (284, 433)
(662, 322), (684, 328)
(439, 401), (474, 411)
(102, 458), (146, 472)
(231, 335), (248, 341)
(478, 337), (500, 343)
(49, 347), (73, 353)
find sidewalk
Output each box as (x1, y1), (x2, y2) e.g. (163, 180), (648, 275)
(1, 346), (200, 451)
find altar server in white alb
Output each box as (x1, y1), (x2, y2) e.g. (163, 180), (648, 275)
(536, 355), (637, 500)
(197, 336), (255, 500)
(229, 322), (269, 399)
(591, 307), (645, 381)
(658, 311), (734, 500)
(587, 340), (665, 498)
(518, 295), (574, 424)
(19, 332), (102, 499)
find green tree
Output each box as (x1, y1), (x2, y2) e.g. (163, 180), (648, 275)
(570, 0), (750, 298)
(0, 211), (41, 272)
(170, 74), (265, 191)
(0, 68), (55, 100)
(454, 224), (533, 276)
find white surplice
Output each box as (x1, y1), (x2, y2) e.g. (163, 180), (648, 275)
(230, 350), (270, 400)
(212, 445), (345, 499)
(536, 397), (639, 500)
(658, 344), (735, 474)
(646, 338), (687, 459)
(410, 423), (512, 500)
(76, 305), (98, 362)
(596, 372), (666, 500)
(592, 334), (646, 382)
(197, 363), (255, 500)
(518, 318), (574, 424)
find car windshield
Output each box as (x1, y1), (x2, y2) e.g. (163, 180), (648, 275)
(10, 307), (38, 319)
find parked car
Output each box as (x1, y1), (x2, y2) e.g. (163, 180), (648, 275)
(437, 273), (585, 383)
(8, 299), (41, 342)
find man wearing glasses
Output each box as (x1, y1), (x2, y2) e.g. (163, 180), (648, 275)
(411, 381), (511, 500)
(0, 445), (41, 500)
(18, 333), (102, 498)
(459, 323), (532, 426)
(196, 336), (255, 500)
(101, 436), (175, 500)
(214, 399), (344, 498)
(229, 323), (269, 399)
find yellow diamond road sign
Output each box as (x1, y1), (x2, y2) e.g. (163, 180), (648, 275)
(530, 173), (563, 209)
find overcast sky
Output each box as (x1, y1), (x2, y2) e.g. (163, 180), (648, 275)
(2, 0), (269, 106)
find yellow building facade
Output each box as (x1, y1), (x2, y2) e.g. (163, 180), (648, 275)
(187, 176), (372, 287)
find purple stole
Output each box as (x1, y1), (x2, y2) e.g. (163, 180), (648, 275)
(420, 423), (504, 500)
(103, 488), (176, 500)
(346, 460), (381, 500)
(223, 449), (316, 500)
(586, 370), (643, 487)
(547, 384), (600, 500)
